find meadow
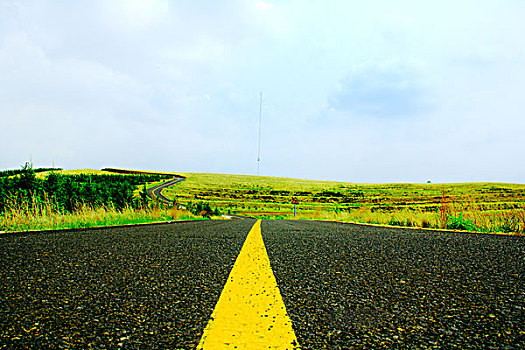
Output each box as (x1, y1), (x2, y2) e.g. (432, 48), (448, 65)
(0, 166), (198, 232)
(165, 173), (525, 234)
(1, 167), (524, 234)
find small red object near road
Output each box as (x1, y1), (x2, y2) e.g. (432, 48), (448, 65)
(292, 198), (299, 217)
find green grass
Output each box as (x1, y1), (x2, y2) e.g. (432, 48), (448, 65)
(165, 173), (525, 234)
(35, 169), (115, 178)
(1, 169), (198, 233)
(0, 200), (202, 233)
(3, 169), (525, 234)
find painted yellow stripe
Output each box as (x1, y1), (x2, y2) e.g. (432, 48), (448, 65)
(197, 220), (300, 349)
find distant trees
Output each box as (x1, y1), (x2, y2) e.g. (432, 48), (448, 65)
(186, 201), (220, 217)
(0, 163), (61, 178)
(0, 165), (171, 214)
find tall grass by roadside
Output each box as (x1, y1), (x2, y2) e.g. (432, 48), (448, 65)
(1, 165), (210, 233)
(0, 198), (200, 233)
(258, 203), (524, 235)
(163, 173), (525, 235)
(434, 190), (524, 234)
(251, 189), (524, 234)
(3, 167), (524, 235)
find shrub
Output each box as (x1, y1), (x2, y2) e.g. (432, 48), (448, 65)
(186, 201), (220, 217)
(446, 213), (478, 231)
(389, 217), (404, 226)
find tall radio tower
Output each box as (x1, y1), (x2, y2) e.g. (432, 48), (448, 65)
(257, 92), (262, 175)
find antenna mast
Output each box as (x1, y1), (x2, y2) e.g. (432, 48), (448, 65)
(257, 92), (262, 175)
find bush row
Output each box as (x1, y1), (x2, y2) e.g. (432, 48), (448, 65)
(0, 166), (170, 213)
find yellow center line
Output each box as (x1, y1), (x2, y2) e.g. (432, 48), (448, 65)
(197, 220), (300, 349)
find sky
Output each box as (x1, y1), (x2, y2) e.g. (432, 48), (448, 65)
(1, 0), (524, 183)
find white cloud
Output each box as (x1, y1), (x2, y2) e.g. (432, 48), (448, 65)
(0, 0), (524, 182)
(328, 60), (433, 118)
(0, 31), (149, 118)
(103, 0), (170, 31)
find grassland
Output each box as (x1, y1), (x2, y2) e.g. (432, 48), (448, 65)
(2, 168), (524, 234)
(0, 168), (196, 232)
(35, 169), (172, 194)
(34, 169), (114, 177)
(164, 173), (525, 234)
(1, 202), (200, 232)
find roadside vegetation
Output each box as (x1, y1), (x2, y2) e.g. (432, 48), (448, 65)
(0, 164), (201, 232)
(165, 173), (525, 235)
(2, 165), (523, 234)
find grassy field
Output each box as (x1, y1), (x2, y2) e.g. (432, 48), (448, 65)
(164, 173), (525, 234)
(34, 169), (114, 177)
(0, 168), (195, 232)
(2, 168), (524, 234)
(35, 168), (174, 195)
(1, 202), (201, 232)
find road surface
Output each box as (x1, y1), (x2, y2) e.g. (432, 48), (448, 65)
(147, 177), (185, 204)
(0, 220), (523, 349)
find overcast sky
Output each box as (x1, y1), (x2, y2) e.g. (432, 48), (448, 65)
(1, 0), (524, 183)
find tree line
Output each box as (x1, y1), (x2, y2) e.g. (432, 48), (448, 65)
(0, 166), (62, 178)
(0, 165), (171, 213)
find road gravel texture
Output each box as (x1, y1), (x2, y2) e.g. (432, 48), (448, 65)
(0, 219), (524, 349)
(0, 220), (254, 349)
(264, 220), (525, 349)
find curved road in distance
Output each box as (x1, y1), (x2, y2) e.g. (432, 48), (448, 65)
(146, 177), (253, 218)
(147, 177), (185, 204)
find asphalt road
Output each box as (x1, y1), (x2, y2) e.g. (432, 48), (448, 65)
(0, 220), (254, 349)
(147, 177), (185, 204)
(1, 220), (524, 349)
(264, 221), (525, 349)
